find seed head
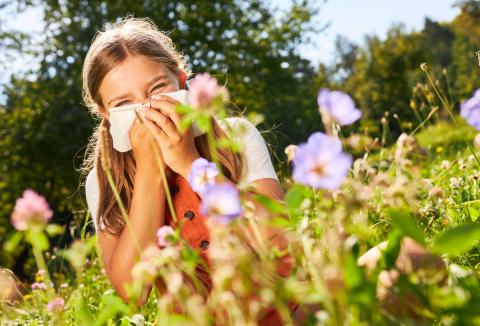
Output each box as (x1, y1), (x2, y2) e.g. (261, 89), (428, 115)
(100, 127), (112, 171)
(384, 111), (389, 117)
(443, 68), (447, 75)
(428, 106), (439, 119)
(420, 63), (427, 71)
(381, 117), (387, 124)
(393, 114), (399, 119)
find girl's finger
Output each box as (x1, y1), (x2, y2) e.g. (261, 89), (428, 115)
(143, 108), (180, 141)
(143, 119), (171, 144)
(150, 97), (183, 128)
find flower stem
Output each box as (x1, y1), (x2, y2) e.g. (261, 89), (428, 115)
(105, 170), (142, 254)
(424, 71), (480, 166)
(135, 112), (178, 223)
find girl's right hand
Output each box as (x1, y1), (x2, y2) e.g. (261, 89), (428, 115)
(129, 116), (166, 171)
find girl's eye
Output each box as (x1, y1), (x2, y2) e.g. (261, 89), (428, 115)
(117, 100), (130, 107)
(152, 83), (166, 92)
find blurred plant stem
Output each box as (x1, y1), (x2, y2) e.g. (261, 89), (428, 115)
(105, 170), (142, 254)
(424, 70), (480, 166)
(135, 112), (178, 223)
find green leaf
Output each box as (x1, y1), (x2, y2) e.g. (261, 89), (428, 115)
(263, 217), (291, 228)
(45, 224), (65, 237)
(379, 229), (402, 270)
(389, 209), (426, 246)
(26, 230), (50, 251)
(175, 104), (193, 114)
(254, 194), (286, 214)
(4, 231), (23, 253)
(217, 138), (240, 153)
(195, 115), (211, 132)
(446, 208), (458, 223)
(179, 111), (199, 131)
(434, 224), (480, 254)
(95, 295), (131, 326)
(286, 185), (305, 225)
(344, 254), (364, 290)
(464, 206), (480, 223)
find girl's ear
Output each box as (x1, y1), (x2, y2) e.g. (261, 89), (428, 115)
(179, 72), (186, 89)
(97, 105), (109, 120)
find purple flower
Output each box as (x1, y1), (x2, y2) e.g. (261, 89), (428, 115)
(201, 182), (242, 225)
(187, 158), (220, 193)
(317, 88), (362, 125)
(188, 73), (227, 109)
(31, 282), (47, 291)
(11, 189), (53, 230)
(46, 297), (65, 313)
(292, 132), (352, 190)
(156, 226), (175, 248)
(461, 89), (480, 130)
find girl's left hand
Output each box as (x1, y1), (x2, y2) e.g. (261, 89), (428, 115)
(141, 95), (201, 178)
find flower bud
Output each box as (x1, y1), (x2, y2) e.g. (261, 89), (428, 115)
(284, 145), (299, 163)
(420, 63), (427, 71)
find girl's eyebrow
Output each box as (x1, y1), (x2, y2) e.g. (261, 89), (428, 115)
(107, 75), (170, 105)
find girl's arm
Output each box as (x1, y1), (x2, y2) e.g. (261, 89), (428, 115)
(98, 121), (168, 305)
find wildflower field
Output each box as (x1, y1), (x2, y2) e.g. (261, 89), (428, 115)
(4, 63), (480, 326)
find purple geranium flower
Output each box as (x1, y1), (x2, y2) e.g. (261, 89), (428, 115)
(317, 88), (362, 125)
(11, 189), (53, 230)
(201, 182), (242, 225)
(187, 158), (220, 193)
(292, 132), (352, 190)
(460, 89), (480, 130)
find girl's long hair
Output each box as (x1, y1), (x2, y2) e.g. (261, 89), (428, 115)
(81, 16), (243, 237)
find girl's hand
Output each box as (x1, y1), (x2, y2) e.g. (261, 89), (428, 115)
(141, 95), (201, 178)
(130, 116), (166, 172)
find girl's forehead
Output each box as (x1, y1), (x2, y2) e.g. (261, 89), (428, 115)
(99, 56), (177, 103)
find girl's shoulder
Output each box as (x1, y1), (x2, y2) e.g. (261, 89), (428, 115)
(85, 167), (100, 228)
(221, 117), (278, 184)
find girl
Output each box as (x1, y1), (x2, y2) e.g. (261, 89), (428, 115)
(82, 17), (296, 324)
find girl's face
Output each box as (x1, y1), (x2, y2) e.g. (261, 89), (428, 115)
(98, 56), (182, 117)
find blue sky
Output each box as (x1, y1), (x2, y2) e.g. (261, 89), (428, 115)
(0, 0), (462, 77)
(276, 0), (460, 64)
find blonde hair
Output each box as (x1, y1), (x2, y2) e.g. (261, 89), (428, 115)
(81, 16), (243, 237)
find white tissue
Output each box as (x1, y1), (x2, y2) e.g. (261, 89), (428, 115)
(107, 90), (204, 152)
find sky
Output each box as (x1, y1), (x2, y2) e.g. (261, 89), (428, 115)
(0, 0), (462, 81)
(275, 0), (460, 65)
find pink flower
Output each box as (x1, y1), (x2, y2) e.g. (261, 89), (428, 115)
(156, 226), (175, 247)
(46, 297), (65, 313)
(11, 189), (53, 230)
(31, 282), (47, 291)
(60, 283), (68, 289)
(188, 73), (226, 109)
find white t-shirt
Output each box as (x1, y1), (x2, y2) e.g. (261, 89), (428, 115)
(86, 117), (278, 230)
